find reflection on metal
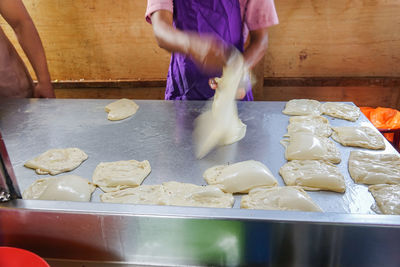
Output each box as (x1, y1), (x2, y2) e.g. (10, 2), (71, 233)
(0, 132), (21, 201)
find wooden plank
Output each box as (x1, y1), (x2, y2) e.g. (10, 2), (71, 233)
(55, 87), (164, 100)
(266, 0), (400, 77)
(1, 0), (399, 80)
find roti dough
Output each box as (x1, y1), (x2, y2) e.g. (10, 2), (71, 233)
(349, 151), (400, 185)
(279, 160), (345, 192)
(105, 98), (139, 121)
(369, 184), (400, 215)
(23, 175), (95, 202)
(320, 102), (360, 121)
(193, 50), (246, 159)
(241, 186), (322, 212)
(92, 160), (151, 192)
(332, 126), (385, 150)
(282, 99), (322, 116)
(282, 133), (341, 164)
(101, 181), (234, 208)
(203, 160), (278, 193)
(286, 115), (332, 137)
(24, 148), (88, 175)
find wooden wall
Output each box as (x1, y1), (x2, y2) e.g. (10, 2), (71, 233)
(1, 0), (399, 106)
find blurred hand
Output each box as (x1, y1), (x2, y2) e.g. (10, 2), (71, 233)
(34, 81), (55, 98)
(188, 34), (229, 74)
(209, 78), (246, 100)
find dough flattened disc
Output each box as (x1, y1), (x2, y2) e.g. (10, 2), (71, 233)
(24, 148), (88, 175)
(282, 99), (322, 116)
(369, 184), (400, 215)
(92, 160), (151, 192)
(241, 186), (322, 212)
(349, 151), (400, 185)
(286, 115), (332, 137)
(332, 126), (385, 150)
(320, 102), (360, 122)
(105, 98), (139, 121)
(101, 181), (234, 208)
(203, 160), (278, 193)
(279, 160), (345, 192)
(282, 133), (341, 164)
(23, 175), (95, 202)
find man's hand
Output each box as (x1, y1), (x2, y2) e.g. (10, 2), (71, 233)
(34, 82), (55, 98)
(209, 78), (246, 100)
(188, 34), (229, 74)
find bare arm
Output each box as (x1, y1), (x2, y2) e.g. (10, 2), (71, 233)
(0, 0), (54, 98)
(243, 27), (269, 69)
(151, 10), (228, 74)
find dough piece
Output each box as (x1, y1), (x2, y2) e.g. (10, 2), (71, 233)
(331, 126), (385, 150)
(193, 50), (246, 159)
(279, 160), (345, 192)
(369, 184), (400, 215)
(282, 133), (341, 164)
(282, 99), (322, 116)
(203, 160), (278, 193)
(24, 148), (88, 175)
(241, 186), (322, 212)
(101, 181), (234, 208)
(320, 102), (360, 121)
(163, 181), (234, 208)
(23, 175), (95, 202)
(92, 160), (151, 192)
(105, 98), (139, 121)
(286, 115), (332, 137)
(100, 185), (167, 205)
(348, 151), (400, 185)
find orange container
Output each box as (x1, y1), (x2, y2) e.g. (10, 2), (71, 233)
(0, 247), (49, 267)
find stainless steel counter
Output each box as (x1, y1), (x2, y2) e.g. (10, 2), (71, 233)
(0, 99), (399, 267)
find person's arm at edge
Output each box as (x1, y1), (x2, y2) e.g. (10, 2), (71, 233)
(243, 27), (269, 70)
(0, 0), (54, 98)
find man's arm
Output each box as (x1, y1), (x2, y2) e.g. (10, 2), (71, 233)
(151, 10), (228, 74)
(244, 27), (269, 69)
(0, 0), (54, 98)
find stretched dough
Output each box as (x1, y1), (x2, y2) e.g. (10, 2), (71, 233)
(24, 148), (88, 175)
(92, 160), (151, 192)
(23, 175), (95, 202)
(203, 160), (278, 193)
(320, 102), (360, 121)
(349, 151), (400, 185)
(241, 186), (322, 212)
(105, 98), (139, 121)
(286, 115), (332, 137)
(282, 133), (341, 164)
(101, 181), (234, 208)
(279, 160), (345, 192)
(282, 99), (322, 116)
(332, 126), (385, 150)
(369, 184), (400, 215)
(193, 50), (246, 159)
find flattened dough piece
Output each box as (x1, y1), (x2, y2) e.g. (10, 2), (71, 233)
(282, 133), (341, 164)
(282, 99), (322, 116)
(163, 181), (234, 208)
(241, 186), (322, 212)
(193, 50), (246, 159)
(23, 175), (95, 202)
(101, 181), (234, 208)
(320, 102), (360, 122)
(286, 115), (332, 137)
(349, 151), (400, 185)
(24, 148), (88, 175)
(279, 160), (345, 192)
(369, 184), (400, 215)
(105, 98), (139, 121)
(203, 160), (278, 193)
(332, 126), (385, 150)
(92, 160), (151, 192)
(100, 185), (167, 205)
